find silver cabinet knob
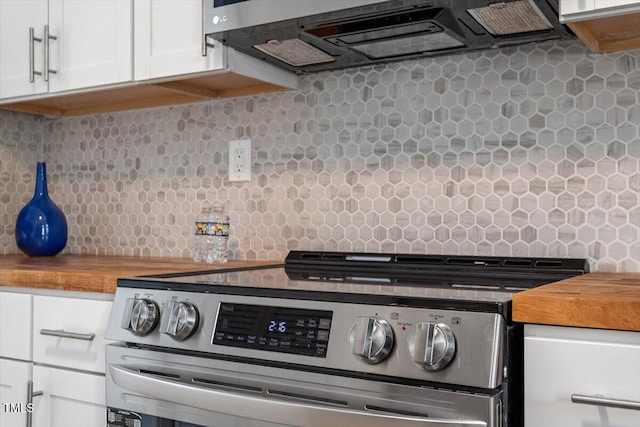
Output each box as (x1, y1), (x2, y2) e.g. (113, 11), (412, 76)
(349, 316), (394, 364)
(123, 298), (159, 336)
(408, 322), (456, 371)
(160, 301), (199, 341)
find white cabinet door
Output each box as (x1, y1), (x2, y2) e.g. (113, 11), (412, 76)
(0, 358), (33, 427)
(0, 0), (48, 99)
(525, 325), (640, 427)
(32, 365), (105, 427)
(134, 0), (224, 80)
(47, 0), (132, 93)
(33, 295), (113, 374)
(0, 291), (33, 360)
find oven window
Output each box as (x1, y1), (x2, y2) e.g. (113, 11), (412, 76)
(107, 408), (204, 427)
(214, 0), (246, 7)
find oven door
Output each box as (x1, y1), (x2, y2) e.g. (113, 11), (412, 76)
(106, 343), (501, 427)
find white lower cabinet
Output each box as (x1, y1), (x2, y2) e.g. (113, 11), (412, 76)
(525, 325), (640, 427)
(0, 291), (33, 360)
(1, 291), (113, 427)
(33, 295), (113, 373)
(30, 295), (113, 427)
(0, 291), (33, 427)
(32, 365), (106, 427)
(0, 358), (33, 427)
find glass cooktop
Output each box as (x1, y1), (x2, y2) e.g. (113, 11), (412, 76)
(118, 251), (589, 316)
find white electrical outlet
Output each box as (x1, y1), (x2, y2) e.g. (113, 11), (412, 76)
(228, 139), (251, 182)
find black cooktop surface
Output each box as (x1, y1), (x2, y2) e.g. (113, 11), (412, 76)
(118, 251), (589, 317)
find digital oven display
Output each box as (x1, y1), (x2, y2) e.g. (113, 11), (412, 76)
(213, 303), (332, 357)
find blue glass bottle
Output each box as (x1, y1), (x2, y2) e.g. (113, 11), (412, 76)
(15, 162), (68, 256)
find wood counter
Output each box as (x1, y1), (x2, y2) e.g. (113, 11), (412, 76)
(0, 254), (282, 294)
(3, 255), (639, 330)
(513, 272), (640, 332)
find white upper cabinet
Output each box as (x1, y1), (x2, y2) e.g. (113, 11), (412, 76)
(48, 0), (132, 93)
(135, 0), (221, 80)
(559, 0), (640, 53)
(0, 0), (295, 115)
(560, 0), (595, 17)
(560, 0), (640, 21)
(134, 0), (296, 89)
(0, 0), (132, 101)
(0, 0), (48, 99)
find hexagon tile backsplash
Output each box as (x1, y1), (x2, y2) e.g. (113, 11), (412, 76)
(0, 111), (43, 252)
(2, 40), (639, 271)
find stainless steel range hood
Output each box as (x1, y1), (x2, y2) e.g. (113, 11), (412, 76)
(205, 0), (575, 74)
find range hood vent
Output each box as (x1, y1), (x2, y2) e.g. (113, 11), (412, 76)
(254, 39), (336, 67)
(468, 1), (553, 35)
(206, 0), (575, 74)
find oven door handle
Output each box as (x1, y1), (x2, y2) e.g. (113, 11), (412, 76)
(109, 365), (487, 427)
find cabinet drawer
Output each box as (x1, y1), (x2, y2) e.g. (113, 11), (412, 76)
(525, 325), (640, 427)
(33, 295), (113, 373)
(0, 291), (32, 360)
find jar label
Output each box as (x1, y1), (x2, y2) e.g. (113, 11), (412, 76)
(195, 221), (229, 237)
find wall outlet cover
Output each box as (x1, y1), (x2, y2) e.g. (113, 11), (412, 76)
(228, 139), (251, 182)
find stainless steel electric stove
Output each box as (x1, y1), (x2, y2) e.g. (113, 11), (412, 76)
(105, 251), (588, 427)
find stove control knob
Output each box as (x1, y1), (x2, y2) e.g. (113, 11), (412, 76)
(408, 322), (456, 371)
(124, 298), (159, 336)
(349, 317), (394, 364)
(160, 301), (199, 340)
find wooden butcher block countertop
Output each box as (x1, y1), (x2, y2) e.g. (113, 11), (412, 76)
(513, 272), (640, 332)
(0, 254), (282, 294)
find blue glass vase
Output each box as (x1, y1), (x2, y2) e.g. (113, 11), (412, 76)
(15, 162), (68, 256)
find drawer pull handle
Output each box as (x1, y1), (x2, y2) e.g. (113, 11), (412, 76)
(571, 394), (640, 411)
(29, 27), (42, 83)
(43, 25), (57, 82)
(40, 329), (95, 341)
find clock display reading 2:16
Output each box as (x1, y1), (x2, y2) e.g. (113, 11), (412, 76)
(268, 320), (287, 333)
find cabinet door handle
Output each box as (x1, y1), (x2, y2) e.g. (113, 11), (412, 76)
(44, 25), (57, 81)
(571, 394), (640, 411)
(29, 27), (42, 83)
(26, 380), (43, 427)
(40, 328), (95, 341)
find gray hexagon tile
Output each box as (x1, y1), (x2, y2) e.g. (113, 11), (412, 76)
(0, 111), (43, 254)
(1, 39), (639, 272)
